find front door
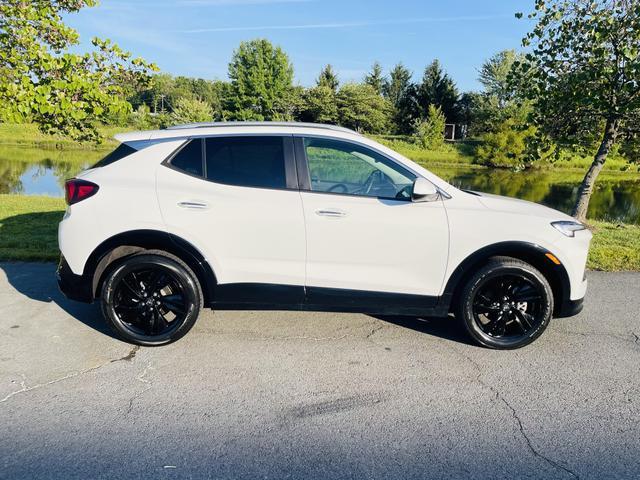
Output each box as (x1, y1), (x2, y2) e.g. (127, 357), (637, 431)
(297, 136), (449, 304)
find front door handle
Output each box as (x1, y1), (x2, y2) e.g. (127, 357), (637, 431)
(178, 200), (209, 210)
(315, 208), (347, 218)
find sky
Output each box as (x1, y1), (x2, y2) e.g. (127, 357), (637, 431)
(67, 0), (533, 92)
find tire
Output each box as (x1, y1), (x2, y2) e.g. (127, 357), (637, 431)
(100, 251), (203, 346)
(456, 256), (553, 349)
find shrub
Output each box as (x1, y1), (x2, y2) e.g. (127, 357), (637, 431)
(475, 120), (536, 169)
(412, 105), (445, 150)
(169, 98), (213, 125)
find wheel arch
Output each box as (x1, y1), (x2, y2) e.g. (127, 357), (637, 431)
(84, 229), (217, 306)
(442, 241), (571, 316)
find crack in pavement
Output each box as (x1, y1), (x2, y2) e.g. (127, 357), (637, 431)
(451, 347), (580, 480)
(559, 329), (639, 347)
(125, 363), (154, 416)
(0, 346), (142, 404)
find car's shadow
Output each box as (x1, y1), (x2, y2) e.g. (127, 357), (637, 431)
(1, 261), (471, 345)
(0, 261), (120, 340)
(370, 314), (474, 346)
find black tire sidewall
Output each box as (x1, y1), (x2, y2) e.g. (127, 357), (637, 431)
(460, 263), (553, 349)
(101, 255), (201, 346)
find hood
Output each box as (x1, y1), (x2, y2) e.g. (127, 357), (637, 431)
(471, 191), (574, 221)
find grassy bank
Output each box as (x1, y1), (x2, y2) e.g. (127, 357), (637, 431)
(1, 194), (638, 270)
(0, 123), (123, 150)
(371, 135), (639, 173)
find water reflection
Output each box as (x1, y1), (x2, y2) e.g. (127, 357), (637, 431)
(432, 167), (640, 224)
(1, 145), (639, 224)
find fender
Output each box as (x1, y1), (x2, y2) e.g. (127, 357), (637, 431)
(84, 229), (217, 305)
(437, 241), (571, 316)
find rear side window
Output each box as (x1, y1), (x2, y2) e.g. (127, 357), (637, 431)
(170, 139), (203, 177)
(92, 143), (137, 168)
(205, 136), (286, 189)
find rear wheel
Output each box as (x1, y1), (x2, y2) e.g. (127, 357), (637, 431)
(101, 253), (203, 346)
(456, 257), (553, 349)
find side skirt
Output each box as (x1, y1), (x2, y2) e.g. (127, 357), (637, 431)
(211, 283), (450, 317)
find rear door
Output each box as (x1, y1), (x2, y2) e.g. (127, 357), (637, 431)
(156, 135), (306, 299)
(296, 136), (449, 304)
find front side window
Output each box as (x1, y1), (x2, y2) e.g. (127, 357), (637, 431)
(205, 136), (286, 189)
(303, 137), (416, 200)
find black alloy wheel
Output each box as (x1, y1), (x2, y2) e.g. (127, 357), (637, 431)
(457, 257), (553, 349)
(101, 253), (202, 346)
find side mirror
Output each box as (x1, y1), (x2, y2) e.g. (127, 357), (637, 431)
(412, 178), (439, 202)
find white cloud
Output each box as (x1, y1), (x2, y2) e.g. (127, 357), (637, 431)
(179, 14), (512, 34)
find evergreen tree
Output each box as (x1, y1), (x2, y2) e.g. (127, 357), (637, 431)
(364, 62), (385, 95)
(316, 64), (339, 91)
(418, 60), (460, 123)
(227, 39), (294, 121)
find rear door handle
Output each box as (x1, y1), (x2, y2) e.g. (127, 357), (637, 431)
(315, 208), (347, 218)
(177, 200), (209, 210)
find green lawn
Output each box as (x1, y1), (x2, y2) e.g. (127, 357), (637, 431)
(1, 194), (638, 271)
(0, 123), (126, 150)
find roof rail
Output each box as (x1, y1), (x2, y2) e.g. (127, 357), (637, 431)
(164, 121), (359, 135)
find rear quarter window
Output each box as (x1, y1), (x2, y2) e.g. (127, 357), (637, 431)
(92, 143), (138, 168)
(169, 139), (204, 177)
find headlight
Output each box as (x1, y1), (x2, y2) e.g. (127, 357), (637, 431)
(551, 220), (587, 237)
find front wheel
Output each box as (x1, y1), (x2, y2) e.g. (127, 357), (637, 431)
(456, 257), (553, 349)
(101, 253), (203, 346)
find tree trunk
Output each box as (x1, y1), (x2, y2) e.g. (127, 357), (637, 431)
(571, 118), (619, 222)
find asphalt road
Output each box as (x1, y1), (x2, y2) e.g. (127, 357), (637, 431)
(0, 262), (639, 480)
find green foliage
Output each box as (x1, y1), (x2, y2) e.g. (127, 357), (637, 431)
(336, 84), (391, 133)
(476, 120), (537, 169)
(169, 97), (213, 125)
(0, 0), (157, 142)
(364, 62), (385, 95)
(413, 105), (446, 150)
(382, 63), (418, 134)
(227, 39), (294, 120)
(316, 64), (339, 91)
(514, 0), (640, 145)
(298, 86), (338, 124)
(418, 60), (459, 123)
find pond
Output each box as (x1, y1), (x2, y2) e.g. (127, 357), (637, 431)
(1, 145), (639, 224)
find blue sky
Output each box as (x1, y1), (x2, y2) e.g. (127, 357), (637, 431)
(68, 0), (532, 92)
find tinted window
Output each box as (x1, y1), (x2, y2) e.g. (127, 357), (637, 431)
(171, 139), (203, 177)
(205, 136), (286, 189)
(304, 138), (416, 200)
(92, 143), (137, 168)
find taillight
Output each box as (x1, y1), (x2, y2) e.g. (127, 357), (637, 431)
(65, 179), (99, 205)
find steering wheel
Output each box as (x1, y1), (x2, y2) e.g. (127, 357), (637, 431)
(327, 183), (349, 194)
(358, 170), (393, 195)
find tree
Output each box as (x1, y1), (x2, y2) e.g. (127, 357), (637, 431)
(170, 97), (213, 125)
(478, 50), (524, 107)
(298, 86), (339, 124)
(413, 105), (446, 150)
(514, 0), (640, 222)
(0, 0), (157, 142)
(383, 63), (419, 134)
(364, 62), (385, 95)
(418, 60), (460, 123)
(227, 39), (294, 121)
(316, 64), (339, 91)
(336, 84), (391, 133)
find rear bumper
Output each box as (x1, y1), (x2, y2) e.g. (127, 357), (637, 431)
(56, 255), (93, 303)
(556, 297), (584, 318)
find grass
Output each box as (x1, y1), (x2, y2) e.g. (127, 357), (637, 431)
(1, 194), (638, 271)
(587, 220), (640, 271)
(0, 195), (65, 261)
(0, 123), (126, 150)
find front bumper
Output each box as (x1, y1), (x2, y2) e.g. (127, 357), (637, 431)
(56, 255), (93, 303)
(556, 297), (584, 318)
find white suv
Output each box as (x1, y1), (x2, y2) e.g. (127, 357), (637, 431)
(57, 122), (591, 349)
